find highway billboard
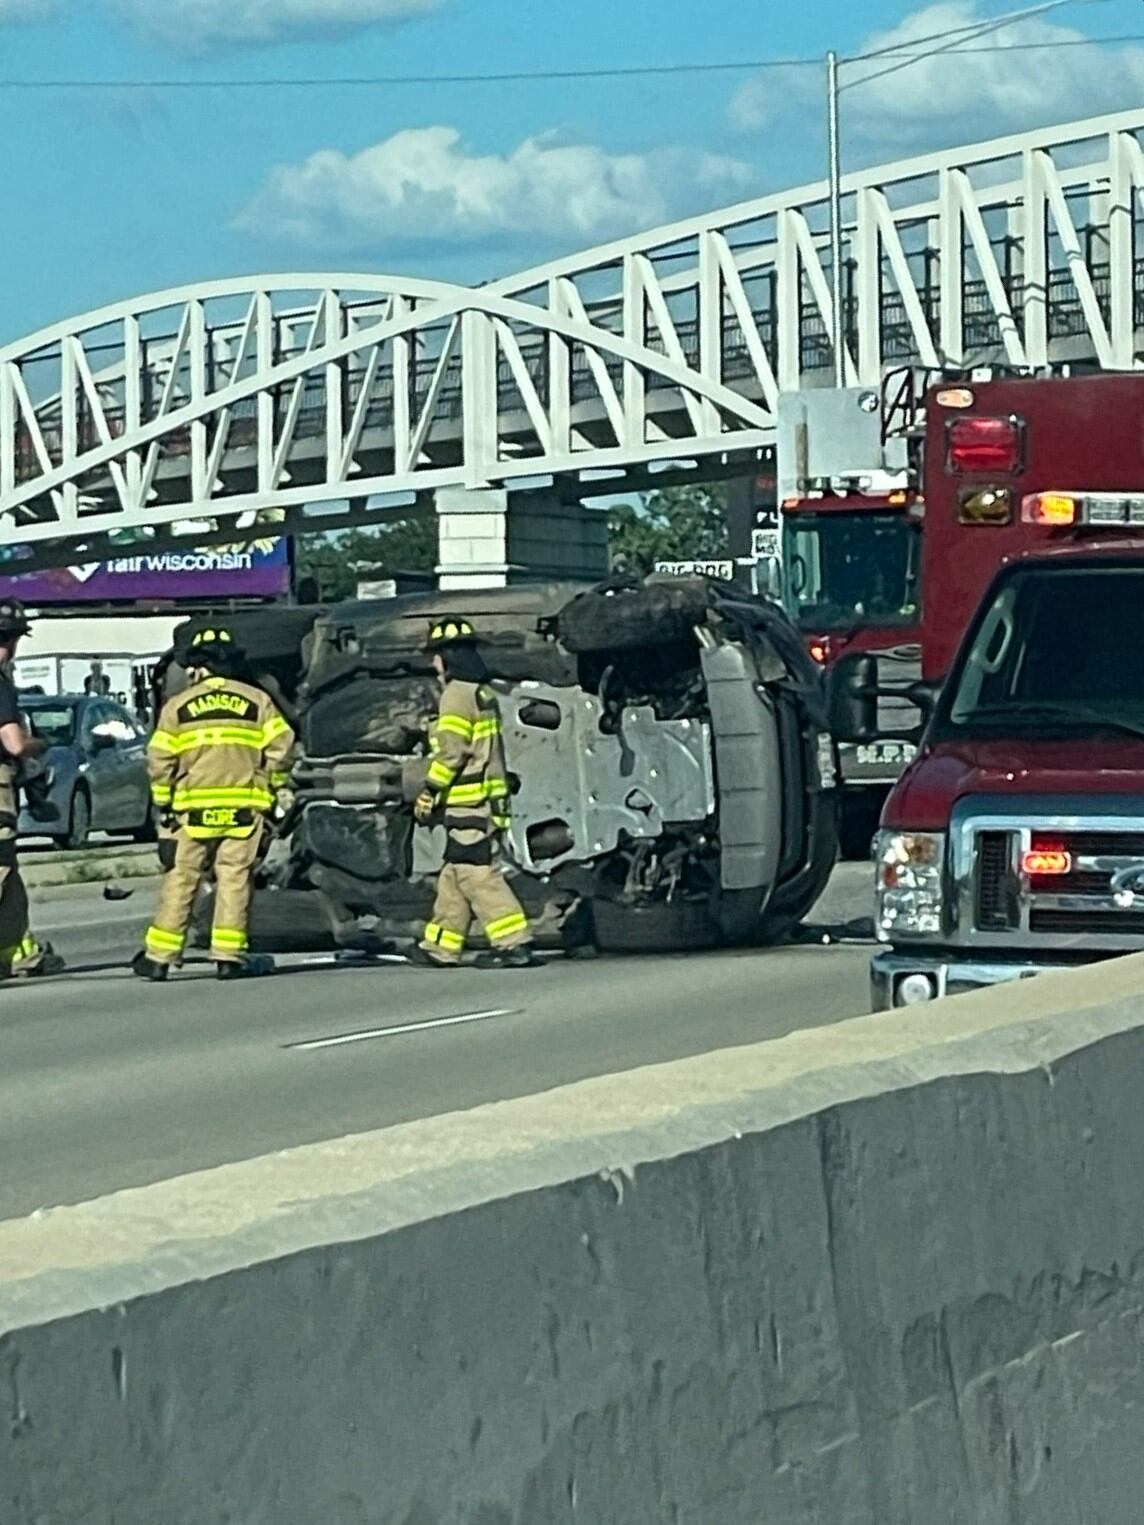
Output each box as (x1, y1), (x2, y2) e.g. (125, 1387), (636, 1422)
(0, 540), (290, 604)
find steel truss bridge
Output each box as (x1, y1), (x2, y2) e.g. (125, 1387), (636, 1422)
(2, 107), (1143, 569)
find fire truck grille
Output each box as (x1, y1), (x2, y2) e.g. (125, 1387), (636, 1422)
(972, 823), (1144, 941)
(975, 831), (1018, 931)
(1031, 910), (1144, 936)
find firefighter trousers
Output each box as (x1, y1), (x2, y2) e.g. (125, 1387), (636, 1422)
(420, 861), (530, 964)
(0, 841), (30, 978)
(145, 822), (264, 965)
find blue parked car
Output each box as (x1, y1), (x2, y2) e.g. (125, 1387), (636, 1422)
(18, 694), (154, 850)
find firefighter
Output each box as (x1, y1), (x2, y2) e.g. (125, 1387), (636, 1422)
(133, 627), (294, 983)
(0, 599), (65, 982)
(409, 618), (541, 970)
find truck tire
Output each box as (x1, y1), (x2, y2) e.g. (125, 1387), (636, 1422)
(194, 888), (336, 954)
(558, 581), (710, 654)
(838, 789), (884, 861)
(303, 674), (438, 758)
(246, 889), (337, 953)
(590, 897), (719, 954)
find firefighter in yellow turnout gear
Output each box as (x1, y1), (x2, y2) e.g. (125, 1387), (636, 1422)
(409, 619), (541, 971)
(134, 628), (294, 983)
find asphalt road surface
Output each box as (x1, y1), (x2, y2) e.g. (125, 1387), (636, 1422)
(1, 865), (876, 1221)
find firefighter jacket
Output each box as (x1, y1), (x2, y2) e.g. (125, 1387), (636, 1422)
(425, 679), (510, 834)
(148, 676), (294, 840)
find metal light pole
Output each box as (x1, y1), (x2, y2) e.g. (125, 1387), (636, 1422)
(824, 0), (1104, 391)
(826, 49), (844, 387)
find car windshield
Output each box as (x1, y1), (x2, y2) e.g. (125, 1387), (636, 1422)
(24, 705), (77, 747)
(943, 566), (1144, 737)
(782, 511), (921, 631)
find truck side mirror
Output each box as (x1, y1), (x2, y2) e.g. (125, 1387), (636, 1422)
(826, 657), (939, 745)
(826, 654), (880, 744)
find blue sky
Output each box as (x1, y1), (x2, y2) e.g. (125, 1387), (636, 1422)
(1, 0), (1142, 342)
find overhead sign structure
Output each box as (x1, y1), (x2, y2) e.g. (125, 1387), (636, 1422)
(0, 540), (290, 605)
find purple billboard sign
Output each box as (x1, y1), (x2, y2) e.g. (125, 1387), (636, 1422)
(0, 540), (291, 604)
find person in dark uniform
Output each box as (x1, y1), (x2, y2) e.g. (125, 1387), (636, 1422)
(0, 600), (64, 981)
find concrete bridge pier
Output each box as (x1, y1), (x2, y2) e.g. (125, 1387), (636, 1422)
(435, 485), (609, 591)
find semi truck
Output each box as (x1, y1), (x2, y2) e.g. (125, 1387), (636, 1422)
(823, 372), (1144, 1007)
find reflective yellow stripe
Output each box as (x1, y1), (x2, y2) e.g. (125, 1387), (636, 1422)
(263, 714), (291, 743)
(17, 934), (40, 960)
(151, 784), (174, 805)
(472, 718), (500, 741)
(485, 911), (529, 945)
(172, 787), (275, 811)
(437, 714), (474, 741)
(145, 926), (186, 953)
(156, 727), (267, 755)
(443, 782), (486, 805)
(149, 730), (180, 756)
(270, 771), (291, 790)
(211, 928), (249, 951)
(427, 760), (456, 789)
(444, 775), (509, 806)
(424, 922), (465, 953)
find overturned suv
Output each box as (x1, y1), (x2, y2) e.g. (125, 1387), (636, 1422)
(170, 577), (837, 957)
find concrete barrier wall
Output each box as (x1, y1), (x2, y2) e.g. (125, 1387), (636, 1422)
(5, 960), (1144, 1523)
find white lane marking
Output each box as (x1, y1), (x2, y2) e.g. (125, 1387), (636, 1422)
(287, 1007), (522, 1051)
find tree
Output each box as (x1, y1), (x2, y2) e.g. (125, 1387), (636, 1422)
(295, 514), (437, 602)
(607, 484), (730, 575)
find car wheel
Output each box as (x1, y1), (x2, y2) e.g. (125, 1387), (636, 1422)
(61, 788), (91, 851)
(193, 887), (337, 954)
(557, 581), (711, 654)
(590, 897), (720, 954)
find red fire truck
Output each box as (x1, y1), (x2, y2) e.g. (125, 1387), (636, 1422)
(823, 371), (1144, 1008)
(778, 385), (924, 854)
(779, 371), (1143, 852)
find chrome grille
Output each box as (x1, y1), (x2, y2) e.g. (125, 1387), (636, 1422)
(975, 831), (1018, 931)
(968, 814), (1144, 945)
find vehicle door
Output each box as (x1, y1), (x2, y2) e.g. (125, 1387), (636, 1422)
(88, 701), (149, 828)
(78, 700), (130, 828)
(104, 702), (151, 828)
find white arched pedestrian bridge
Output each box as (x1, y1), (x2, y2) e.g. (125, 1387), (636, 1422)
(2, 107), (1144, 569)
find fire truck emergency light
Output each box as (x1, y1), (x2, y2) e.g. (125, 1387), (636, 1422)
(945, 416), (1023, 475)
(1021, 848), (1072, 876)
(1022, 492), (1144, 527)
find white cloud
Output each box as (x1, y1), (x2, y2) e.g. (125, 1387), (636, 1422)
(730, 3), (1144, 154)
(112, 0), (443, 50)
(237, 126), (755, 252)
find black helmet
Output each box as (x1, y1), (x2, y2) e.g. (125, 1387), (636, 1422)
(425, 616), (477, 653)
(188, 625), (244, 674)
(0, 598), (31, 642)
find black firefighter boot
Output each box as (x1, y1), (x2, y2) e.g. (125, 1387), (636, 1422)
(475, 943), (545, 970)
(131, 951), (169, 983)
(216, 955), (275, 982)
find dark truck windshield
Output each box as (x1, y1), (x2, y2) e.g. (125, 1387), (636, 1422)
(782, 511), (920, 631)
(943, 565), (1144, 739)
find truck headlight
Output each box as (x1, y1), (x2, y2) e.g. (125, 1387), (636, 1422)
(874, 830), (945, 941)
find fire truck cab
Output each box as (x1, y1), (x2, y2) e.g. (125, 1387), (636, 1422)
(778, 386), (923, 854)
(826, 372), (1144, 1008)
